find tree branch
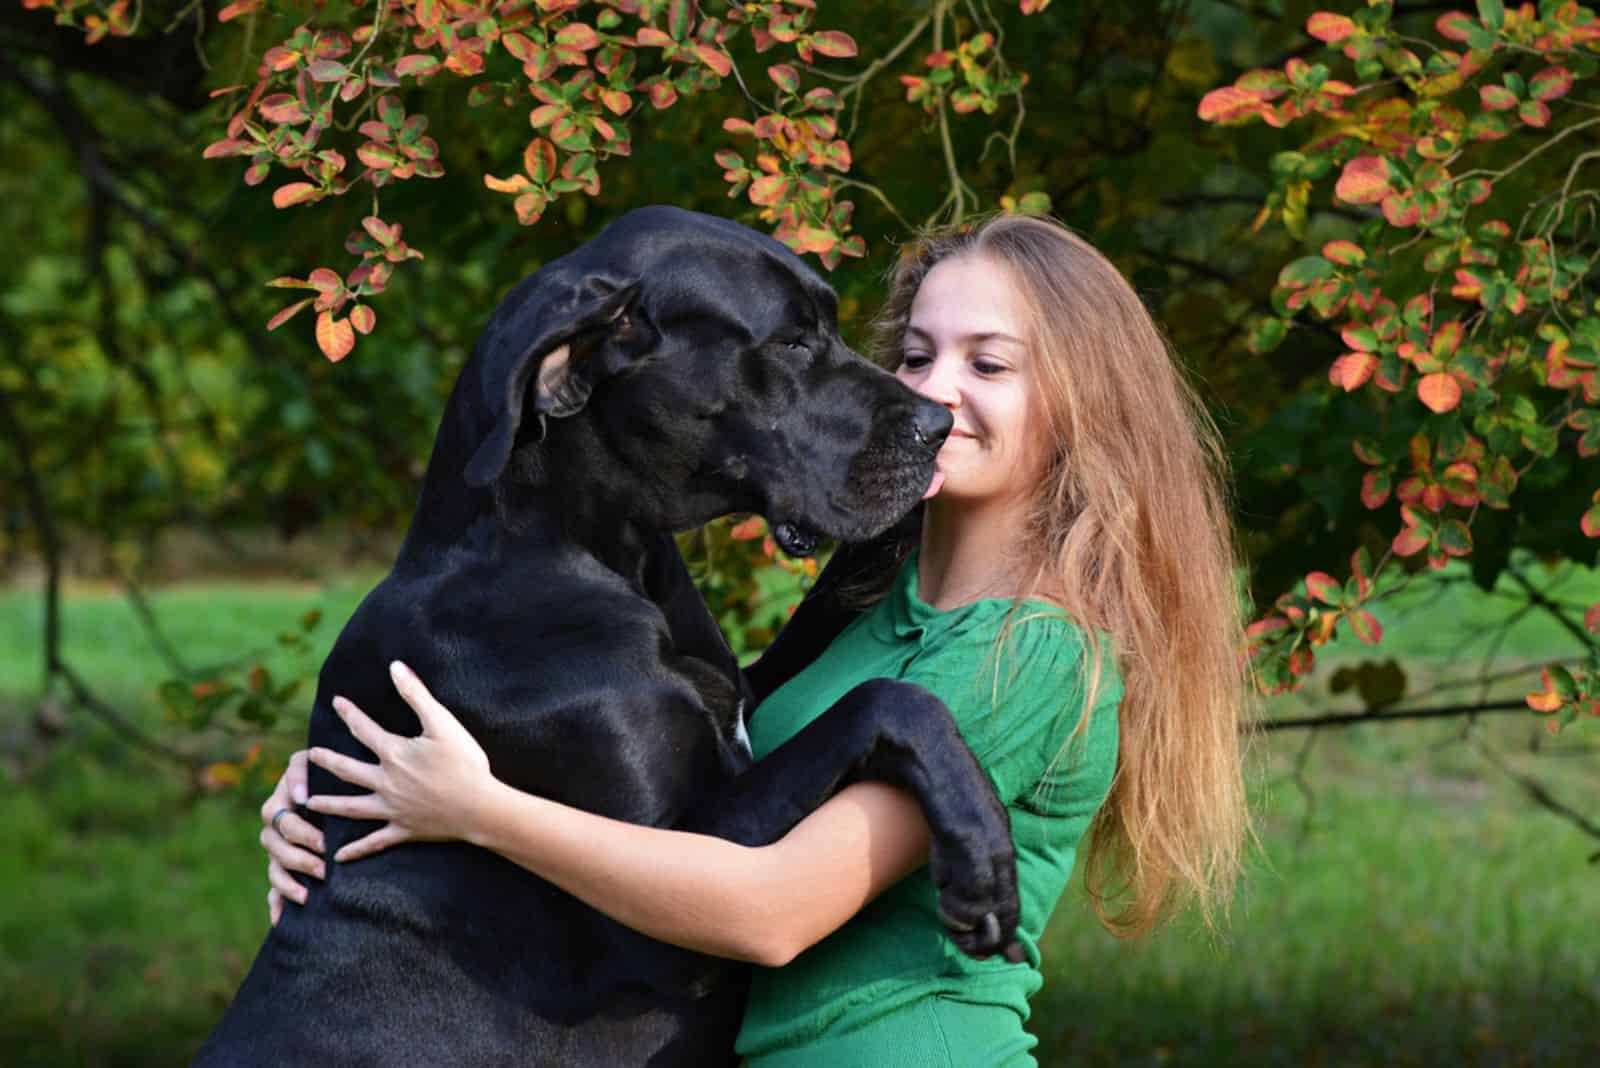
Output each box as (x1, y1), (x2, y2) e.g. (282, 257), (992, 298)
(1258, 698), (1531, 731)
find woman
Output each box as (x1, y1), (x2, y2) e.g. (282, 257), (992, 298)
(259, 213), (1251, 1065)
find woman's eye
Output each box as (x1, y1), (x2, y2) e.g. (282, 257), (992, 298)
(973, 358), (1008, 375)
(899, 353), (931, 370)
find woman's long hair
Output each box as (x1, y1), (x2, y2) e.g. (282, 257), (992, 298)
(867, 213), (1253, 936)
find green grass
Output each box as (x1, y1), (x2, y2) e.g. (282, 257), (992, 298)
(1, 562), (1597, 1066)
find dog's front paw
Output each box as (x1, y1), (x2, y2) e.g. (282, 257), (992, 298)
(929, 832), (1023, 963)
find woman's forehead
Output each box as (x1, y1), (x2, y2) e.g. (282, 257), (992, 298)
(909, 255), (1028, 340)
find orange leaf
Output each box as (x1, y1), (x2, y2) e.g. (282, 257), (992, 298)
(1417, 372), (1461, 413)
(1334, 156), (1389, 205)
(1306, 12), (1355, 43)
(316, 311), (356, 362)
(272, 182), (319, 209)
(349, 305), (376, 335)
(810, 31), (858, 58)
(1525, 688), (1562, 713)
(266, 298), (313, 331)
(1329, 352), (1377, 392)
(1197, 86), (1265, 124)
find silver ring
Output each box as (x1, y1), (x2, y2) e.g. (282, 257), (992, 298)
(271, 807), (291, 837)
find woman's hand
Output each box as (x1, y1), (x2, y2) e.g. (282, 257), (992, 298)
(261, 749), (325, 925)
(305, 660), (495, 864)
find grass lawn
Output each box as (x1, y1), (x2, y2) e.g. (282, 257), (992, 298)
(1, 558), (1597, 1065)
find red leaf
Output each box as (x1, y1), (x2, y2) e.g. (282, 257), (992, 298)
(1479, 85), (1518, 111)
(810, 30), (858, 58)
(349, 304), (376, 335)
(729, 516), (765, 540)
(1322, 240), (1366, 267)
(1306, 12), (1355, 43)
(691, 44), (732, 77)
(767, 64), (801, 93)
(218, 0), (262, 22)
(649, 81), (678, 109)
(1529, 66), (1574, 102)
(259, 94), (307, 124)
(316, 311), (356, 362)
(749, 174), (790, 206)
(1435, 11), (1475, 42)
(1517, 99), (1551, 128)
(396, 55), (442, 78)
(272, 182), (319, 208)
(1197, 86), (1266, 124)
(1330, 352), (1378, 392)
(1361, 469), (1392, 509)
(266, 298), (312, 331)
(1584, 602), (1600, 635)
(1335, 156), (1389, 205)
(202, 138), (251, 159)
(555, 24), (601, 51)
(1305, 572), (1342, 606)
(523, 138), (557, 183)
(1350, 610), (1383, 644)
(1392, 526), (1430, 557)
(1417, 373), (1462, 413)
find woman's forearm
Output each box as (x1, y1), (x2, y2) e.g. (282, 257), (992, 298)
(457, 777), (930, 967)
(460, 779), (794, 964)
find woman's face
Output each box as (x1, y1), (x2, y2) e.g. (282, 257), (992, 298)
(896, 253), (1048, 508)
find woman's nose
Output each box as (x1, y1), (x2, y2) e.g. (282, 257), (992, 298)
(913, 354), (962, 409)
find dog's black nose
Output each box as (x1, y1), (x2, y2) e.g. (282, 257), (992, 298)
(910, 400), (953, 449)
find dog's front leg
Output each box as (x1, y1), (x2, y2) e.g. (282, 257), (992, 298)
(680, 678), (1022, 961)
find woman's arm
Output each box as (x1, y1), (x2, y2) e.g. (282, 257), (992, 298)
(305, 661), (930, 967)
(467, 776), (927, 967)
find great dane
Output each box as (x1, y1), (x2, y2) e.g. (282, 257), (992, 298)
(195, 206), (1021, 1066)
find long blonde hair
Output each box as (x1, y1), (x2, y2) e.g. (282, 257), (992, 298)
(868, 213), (1252, 936)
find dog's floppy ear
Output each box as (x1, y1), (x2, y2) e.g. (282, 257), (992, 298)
(464, 276), (640, 488)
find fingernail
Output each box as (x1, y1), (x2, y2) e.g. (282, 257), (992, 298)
(292, 783), (308, 805)
(314, 863), (326, 880)
(390, 660), (408, 681)
(331, 697), (349, 715)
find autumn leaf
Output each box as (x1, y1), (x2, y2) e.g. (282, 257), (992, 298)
(316, 311), (356, 362)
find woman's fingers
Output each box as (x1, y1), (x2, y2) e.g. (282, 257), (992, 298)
(388, 660), (453, 735)
(334, 822), (413, 864)
(329, 696), (392, 758)
(306, 790), (391, 822)
(268, 857), (310, 906)
(268, 888), (283, 927)
(306, 746), (382, 793)
(285, 748), (310, 805)
(273, 806), (326, 856)
(263, 823), (326, 880)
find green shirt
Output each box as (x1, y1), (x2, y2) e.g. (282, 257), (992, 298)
(734, 552), (1122, 1062)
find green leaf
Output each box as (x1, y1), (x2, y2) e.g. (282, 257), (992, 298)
(1476, 0), (1504, 32)
(1278, 256), (1334, 288)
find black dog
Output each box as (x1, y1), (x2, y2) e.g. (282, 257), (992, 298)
(195, 206), (1021, 1067)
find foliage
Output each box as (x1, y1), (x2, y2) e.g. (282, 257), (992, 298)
(5, 0), (1599, 793)
(1200, 0), (1600, 732)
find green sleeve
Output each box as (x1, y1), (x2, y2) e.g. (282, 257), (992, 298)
(898, 610), (1120, 808)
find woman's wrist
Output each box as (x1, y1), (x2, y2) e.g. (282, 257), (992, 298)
(459, 775), (526, 852)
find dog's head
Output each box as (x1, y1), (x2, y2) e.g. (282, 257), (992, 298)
(459, 205), (950, 554)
